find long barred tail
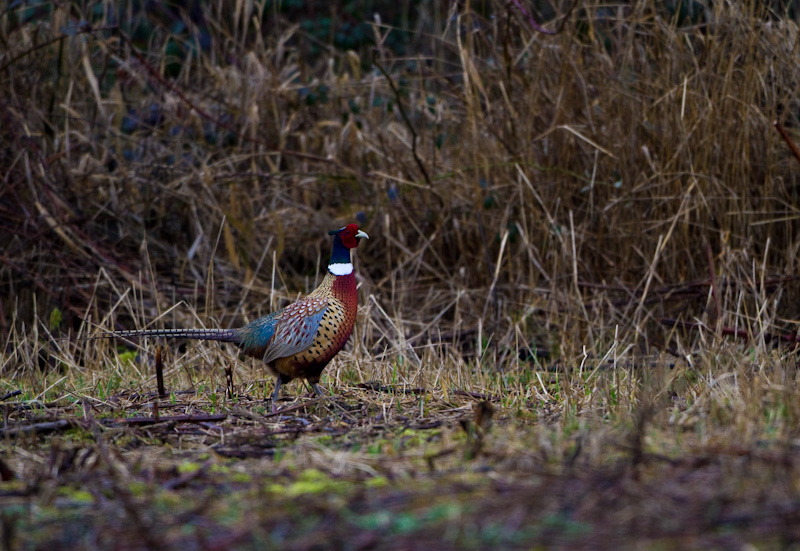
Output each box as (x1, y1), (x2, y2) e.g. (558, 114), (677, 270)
(96, 328), (240, 343)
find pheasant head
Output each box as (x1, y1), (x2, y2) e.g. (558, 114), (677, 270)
(327, 224), (368, 275)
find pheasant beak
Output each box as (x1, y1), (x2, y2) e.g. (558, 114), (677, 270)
(356, 230), (369, 240)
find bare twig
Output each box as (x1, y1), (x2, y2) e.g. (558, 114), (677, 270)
(0, 390), (21, 402)
(155, 345), (165, 398)
(108, 413), (228, 426)
(660, 318), (799, 343)
(0, 24), (119, 74)
(705, 242), (720, 325)
(510, 0), (558, 34)
(774, 120), (800, 167)
(357, 382), (426, 395)
(454, 389), (499, 402)
(0, 414), (228, 436)
(373, 59), (432, 185)
(1, 419), (74, 436)
(261, 398), (322, 418)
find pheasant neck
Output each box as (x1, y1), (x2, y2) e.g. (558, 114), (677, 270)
(328, 235), (353, 275)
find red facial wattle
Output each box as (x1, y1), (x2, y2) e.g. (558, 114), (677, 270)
(341, 224), (361, 249)
(341, 232), (356, 249)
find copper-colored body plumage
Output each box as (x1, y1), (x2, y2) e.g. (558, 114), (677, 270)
(242, 269), (358, 387)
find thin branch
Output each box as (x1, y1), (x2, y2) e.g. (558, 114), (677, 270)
(0, 390), (22, 402)
(660, 318), (800, 343)
(0, 24), (118, 74)
(0, 413), (228, 436)
(774, 120), (800, 167)
(373, 59), (432, 186)
(511, 0), (577, 35)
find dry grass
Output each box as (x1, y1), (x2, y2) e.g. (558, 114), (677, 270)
(2, 1), (800, 549)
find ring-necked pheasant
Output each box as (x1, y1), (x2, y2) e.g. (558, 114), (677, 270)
(100, 224), (368, 410)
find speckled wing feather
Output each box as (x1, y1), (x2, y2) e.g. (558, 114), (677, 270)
(261, 296), (329, 364)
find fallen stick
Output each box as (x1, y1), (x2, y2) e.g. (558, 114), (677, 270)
(0, 413), (228, 436)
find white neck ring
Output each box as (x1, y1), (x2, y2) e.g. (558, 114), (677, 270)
(328, 263), (353, 276)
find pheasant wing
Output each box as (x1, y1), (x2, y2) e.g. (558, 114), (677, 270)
(261, 296), (329, 364)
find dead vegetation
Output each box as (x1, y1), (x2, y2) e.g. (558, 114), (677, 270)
(2, 0), (800, 549)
